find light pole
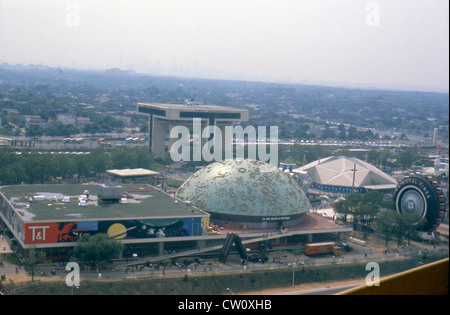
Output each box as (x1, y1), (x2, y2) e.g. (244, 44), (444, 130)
(226, 288), (235, 295)
(292, 263), (297, 287)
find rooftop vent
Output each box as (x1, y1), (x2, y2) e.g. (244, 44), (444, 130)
(98, 183), (124, 202)
(33, 195), (46, 202)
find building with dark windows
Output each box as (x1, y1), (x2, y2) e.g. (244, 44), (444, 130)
(137, 102), (249, 159)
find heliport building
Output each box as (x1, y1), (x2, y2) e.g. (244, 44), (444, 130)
(137, 102), (249, 159)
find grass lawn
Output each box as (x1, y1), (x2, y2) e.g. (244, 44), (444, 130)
(0, 253), (21, 265)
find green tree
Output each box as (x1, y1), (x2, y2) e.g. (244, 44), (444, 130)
(321, 123), (336, 139)
(278, 144), (332, 166)
(46, 121), (80, 137)
(33, 154), (52, 184)
(334, 191), (383, 238)
(375, 209), (398, 246)
(89, 147), (111, 179)
(334, 199), (351, 225)
(367, 149), (394, 168)
(338, 124), (347, 140)
(347, 126), (358, 140)
(359, 191), (384, 238)
(23, 154), (38, 184)
(397, 148), (420, 168)
(23, 246), (47, 282)
(341, 193), (364, 231)
(111, 146), (135, 169)
(72, 233), (124, 267)
(55, 155), (77, 180)
(75, 154), (90, 183)
(396, 212), (427, 246)
(25, 125), (44, 137)
(134, 147), (154, 169)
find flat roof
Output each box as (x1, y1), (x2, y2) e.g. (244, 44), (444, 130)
(138, 102), (246, 112)
(0, 184), (207, 222)
(137, 102), (249, 121)
(106, 168), (159, 177)
(363, 184), (397, 189)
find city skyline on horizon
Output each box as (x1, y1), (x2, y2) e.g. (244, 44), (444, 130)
(0, 0), (448, 93)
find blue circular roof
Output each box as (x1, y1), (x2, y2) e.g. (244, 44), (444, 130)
(176, 159), (311, 218)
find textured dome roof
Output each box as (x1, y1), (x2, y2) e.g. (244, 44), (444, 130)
(175, 159), (310, 219)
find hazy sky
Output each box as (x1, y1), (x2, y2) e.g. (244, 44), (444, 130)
(0, 0), (448, 92)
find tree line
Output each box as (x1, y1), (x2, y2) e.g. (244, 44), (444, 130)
(1, 143), (432, 186)
(333, 191), (427, 246)
(0, 146), (163, 185)
(23, 233), (124, 281)
(278, 144), (432, 169)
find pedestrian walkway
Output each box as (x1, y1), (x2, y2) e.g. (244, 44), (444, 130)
(0, 231), (447, 284)
(0, 260), (26, 278)
(0, 232), (29, 286)
(0, 234), (13, 254)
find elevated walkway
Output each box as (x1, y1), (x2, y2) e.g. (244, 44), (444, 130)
(113, 233), (275, 268)
(219, 233), (248, 263)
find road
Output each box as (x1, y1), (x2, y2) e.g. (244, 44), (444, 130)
(243, 279), (366, 295)
(281, 283), (362, 295)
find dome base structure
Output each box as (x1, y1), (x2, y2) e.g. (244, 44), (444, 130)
(206, 211), (306, 229)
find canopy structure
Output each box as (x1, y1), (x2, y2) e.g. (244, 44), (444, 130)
(292, 156), (397, 194)
(107, 168), (159, 178)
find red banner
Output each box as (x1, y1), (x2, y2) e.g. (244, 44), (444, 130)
(24, 222), (85, 244)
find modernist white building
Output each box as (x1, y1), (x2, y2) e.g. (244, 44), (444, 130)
(292, 155), (398, 195)
(137, 102), (249, 159)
